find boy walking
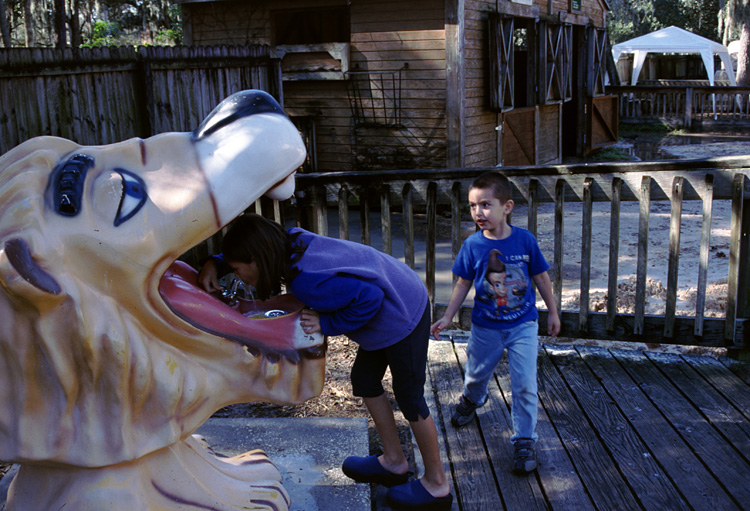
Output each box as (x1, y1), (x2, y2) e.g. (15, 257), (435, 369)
(430, 171), (560, 474)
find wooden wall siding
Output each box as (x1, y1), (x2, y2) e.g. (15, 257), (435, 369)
(283, 81), (353, 172)
(0, 45), (278, 156)
(183, 0), (450, 172)
(464, 0), (499, 167)
(537, 103), (561, 164)
(547, 0), (606, 26)
(346, 0), (449, 170)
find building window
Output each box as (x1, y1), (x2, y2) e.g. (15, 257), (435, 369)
(272, 7), (350, 45)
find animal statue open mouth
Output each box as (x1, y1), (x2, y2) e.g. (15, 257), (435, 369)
(159, 260), (325, 362)
(0, 90), (325, 511)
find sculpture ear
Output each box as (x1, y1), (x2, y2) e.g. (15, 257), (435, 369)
(1, 238), (62, 296)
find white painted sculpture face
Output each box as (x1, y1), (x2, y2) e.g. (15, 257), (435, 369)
(0, 91), (325, 511)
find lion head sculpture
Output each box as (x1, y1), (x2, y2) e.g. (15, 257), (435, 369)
(0, 90), (325, 511)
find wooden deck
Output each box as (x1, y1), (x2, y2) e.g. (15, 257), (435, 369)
(384, 334), (750, 511)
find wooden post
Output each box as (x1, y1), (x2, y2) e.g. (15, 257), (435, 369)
(380, 185), (392, 256)
(684, 87), (693, 129)
(607, 178), (622, 333)
(402, 183), (415, 270)
(426, 182), (438, 305)
(360, 193), (370, 246)
(664, 177), (684, 338)
(445, 0), (465, 168)
(726, 174), (748, 348)
(635, 176), (652, 336)
(451, 181), (462, 286)
(553, 179), (565, 317)
(579, 178), (593, 334)
(695, 174), (714, 338)
(338, 186), (349, 241)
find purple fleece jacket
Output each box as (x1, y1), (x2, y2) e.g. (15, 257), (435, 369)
(287, 228), (429, 351)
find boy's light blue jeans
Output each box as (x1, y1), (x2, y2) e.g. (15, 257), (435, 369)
(464, 320), (539, 443)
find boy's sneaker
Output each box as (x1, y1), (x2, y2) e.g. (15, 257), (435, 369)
(512, 438), (537, 474)
(451, 395), (480, 427)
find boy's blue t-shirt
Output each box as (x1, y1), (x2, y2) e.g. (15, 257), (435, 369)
(453, 227), (549, 330)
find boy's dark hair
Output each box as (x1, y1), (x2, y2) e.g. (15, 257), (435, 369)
(222, 213), (304, 300)
(470, 171), (513, 203)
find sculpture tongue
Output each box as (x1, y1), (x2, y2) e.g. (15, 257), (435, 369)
(158, 261), (317, 353)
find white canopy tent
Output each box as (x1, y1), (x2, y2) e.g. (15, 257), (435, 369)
(612, 26), (736, 86)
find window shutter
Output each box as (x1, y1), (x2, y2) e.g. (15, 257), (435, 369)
(489, 13), (515, 112)
(589, 28), (608, 97)
(543, 23), (572, 103)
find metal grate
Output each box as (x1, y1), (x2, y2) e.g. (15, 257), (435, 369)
(346, 67), (405, 127)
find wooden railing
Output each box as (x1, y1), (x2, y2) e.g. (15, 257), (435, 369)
(608, 85), (750, 127)
(186, 158), (750, 351)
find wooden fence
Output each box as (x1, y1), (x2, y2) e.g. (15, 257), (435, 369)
(216, 158), (750, 352)
(0, 45), (281, 155)
(608, 85), (750, 128)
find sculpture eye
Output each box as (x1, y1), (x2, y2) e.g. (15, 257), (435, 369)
(50, 154), (94, 217)
(114, 169), (147, 226)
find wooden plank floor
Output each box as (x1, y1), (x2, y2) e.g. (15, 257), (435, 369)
(396, 335), (750, 511)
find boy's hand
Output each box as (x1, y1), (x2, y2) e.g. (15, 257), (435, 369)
(198, 259), (221, 292)
(301, 308), (321, 334)
(547, 313), (561, 337)
(430, 317), (452, 340)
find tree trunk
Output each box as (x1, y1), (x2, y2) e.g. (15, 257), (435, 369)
(24, 0), (35, 46)
(737, 21), (750, 85)
(0, 0), (12, 47)
(68, 0), (81, 47)
(54, 0), (67, 48)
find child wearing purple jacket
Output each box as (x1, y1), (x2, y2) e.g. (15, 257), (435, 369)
(198, 213), (452, 510)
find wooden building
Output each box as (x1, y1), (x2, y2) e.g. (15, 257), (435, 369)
(179, 0), (616, 171)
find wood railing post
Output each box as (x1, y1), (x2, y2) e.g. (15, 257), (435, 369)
(402, 183), (415, 270)
(727, 174), (748, 348)
(695, 174), (713, 338)
(664, 176), (684, 338)
(553, 179), (565, 317)
(338, 185), (350, 241)
(450, 182), (462, 287)
(635, 176), (652, 336)
(607, 178), (622, 333)
(360, 193), (370, 246)
(579, 178), (593, 334)
(684, 87), (693, 128)
(380, 185), (392, 256)
(426, 182), (438, 305)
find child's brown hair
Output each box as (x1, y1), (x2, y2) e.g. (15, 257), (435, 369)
(469, 171), (513, 203)
(222, 213), (304, 300)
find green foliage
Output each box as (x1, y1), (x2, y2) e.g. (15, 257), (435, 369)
(154, 5), (182, 46)
(608, 0), (720, 44)
(81, 20), (121, 48)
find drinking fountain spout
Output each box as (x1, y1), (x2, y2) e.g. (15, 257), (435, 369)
(222, 277), (243, 307)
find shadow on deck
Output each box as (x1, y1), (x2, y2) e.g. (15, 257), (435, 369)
(377, 333), (750, 511)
